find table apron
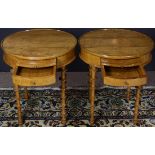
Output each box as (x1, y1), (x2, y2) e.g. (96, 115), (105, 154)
(80, 51), (152, 67)
(3, 50), (76, 69)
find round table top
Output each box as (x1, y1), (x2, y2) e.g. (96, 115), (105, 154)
(1, 29), (77, 60)
(79, 29), (154, 59)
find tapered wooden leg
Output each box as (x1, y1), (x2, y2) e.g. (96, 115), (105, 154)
(14, 85), (23, 127)
(61, 66), (66, 125)
(127, 87), (131, 102)
(24, 87), (29, 100)
(134, 86), (141, 125)
(89, 66), (96, 126)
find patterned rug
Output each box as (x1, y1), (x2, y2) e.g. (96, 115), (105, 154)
(0, 87), (155, 127)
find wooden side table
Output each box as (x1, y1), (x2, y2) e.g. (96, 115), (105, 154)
(1, 29), (77, 126)
(79, 29), (154, 126)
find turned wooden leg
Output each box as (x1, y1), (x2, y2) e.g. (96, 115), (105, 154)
(127, 87), (131, 102)
(61, 66), (66, 125)
(14, 85), (23, 127)
(24, 87), (29, 100)
(89, 67), (91, 101)
(134, 86), (141, 125)
(89, 66), (96, 126)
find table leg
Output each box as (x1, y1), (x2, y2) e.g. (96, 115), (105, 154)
(89, 65), (96, 126)
(61, 66), (66, 125)
(127, 86), (131, 102)
(14, 85), (23, 127)
(24, 87), (29, 101)
(89, 67), (91, 101)
(134, 86), (141, 125)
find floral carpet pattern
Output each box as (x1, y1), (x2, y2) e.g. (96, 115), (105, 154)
(0, 87), (155, 127)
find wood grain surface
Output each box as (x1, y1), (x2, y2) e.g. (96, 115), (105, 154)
(80, 29), (154, 59)
(2, 29), (77, 60)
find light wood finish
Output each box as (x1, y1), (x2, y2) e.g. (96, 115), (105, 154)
(61, 67), (66, 125)
(80, 29), (154, 59)
(80, 29), (154, 67)
(3, 49), (76, 69)
(134, 86), (141, 124)
(12, 65), (56, 87)
(101, 66), (147, 87)
(2, 29), (77, 60)
(79, 29), (154, 126)
(1, 29), (77, 126)
(127, 87), (131, 102)
(101, 64), (147, 125)
(89, 66), (96, 126)
(24, 87), (29, 101)
(80, 51), (151, 68)
(14, 85), (23, 127)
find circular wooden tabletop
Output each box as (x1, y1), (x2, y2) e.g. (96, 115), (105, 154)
(2, 29), (77, 60)
(79, 29), (154, 59)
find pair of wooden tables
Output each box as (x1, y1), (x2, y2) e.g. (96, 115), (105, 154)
(1, 29), (154, 126)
